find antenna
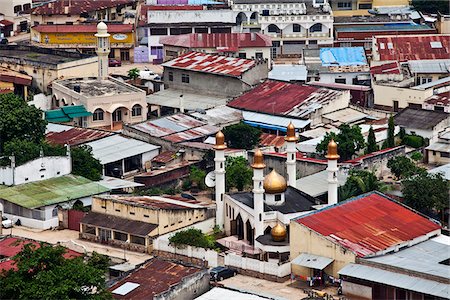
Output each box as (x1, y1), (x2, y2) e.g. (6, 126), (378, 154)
(205, 171), (216, 188)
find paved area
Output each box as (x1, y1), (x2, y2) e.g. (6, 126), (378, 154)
(8, 226), (152, 265)
(7, 33), (30, 43)
(221, 274), (308, 300)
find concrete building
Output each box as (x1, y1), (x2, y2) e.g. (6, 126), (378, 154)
(330, 0), (410, 17)
(437, 12), (450, 34)
(232, 0), (333, 55)
(0, 45), (97, 93)
(426, 129), (450, 166)
(80, 195), (211, 253)
(0, 67), (32, 99)
(0, 0), (32, 36)
(423, 92), (450, 113)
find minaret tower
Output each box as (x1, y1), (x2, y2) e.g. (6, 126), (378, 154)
(95, 22), (110, 80)
(251, 149), (266, 242)
(285, 122), (297, 187)
(214, 131), (227, 229)
(325, 139), (339, 205)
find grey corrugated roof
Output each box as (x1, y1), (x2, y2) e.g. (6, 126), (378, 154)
(146, 89), (228, 110)
(292, 253), (334, 270)
(268, 65), (307, 82)
(412, 76), (450, 90)
(296, 170), (348, 197)
(394, 108), (449, 130)
(425, 141), (450, 152)
(408, 59), (450, 74)
(428, 163), (450, 180)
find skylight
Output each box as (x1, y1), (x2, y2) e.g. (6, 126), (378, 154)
(112, 282), (140, 295)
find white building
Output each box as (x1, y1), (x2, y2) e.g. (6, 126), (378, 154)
(0, 0), (31, 37)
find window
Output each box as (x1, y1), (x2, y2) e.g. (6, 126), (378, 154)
(335, 78), (346, 84)
(337, 1), (352, 9)
(181, 73), (190, 83)
(130, 235), (145, 245)
(66, 21), (73, 25)
(93, 108), (104, 121)
(150, 28), (168, 36)
(310, 23), (322, 32)
(267, 24), (281, 33)
(52, 207), (58, 217)
(168, 71), (173, 81)
(14, 5), (22, 13)
(23, 3), (31, 10)
(120, 50), (130, 61)
(434, 106), (445, 112)
(144, 214), (149, 218)
(114, 231), (128, 241)
(275, 194), (282, 202)
(132, 104), (142, 117)
(130, 212), (135, 215)
(238, 52), (247, 59)
(358, 3), (372, 9)
(47, 22), (54, 25)
(255, 52), (263, 59)
(293, 24), (301, 32)
(441, 152), (450, 158)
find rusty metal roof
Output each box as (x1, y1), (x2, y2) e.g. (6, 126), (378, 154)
(33, 24), (133, 33)
(32, 0), (135, 15)
(259, 133), (286, 148)
(162, 51), (257, 77)
(110, 258), (203, 299)
(96, 195), (205, 210)
(162, 124), (219, 143)
(151, 151), (178, 163)
(370, 62), (401, 75)
(81, 212), (157, 236)
(295, 192), (441, 257)
(46, 127), (113, 146)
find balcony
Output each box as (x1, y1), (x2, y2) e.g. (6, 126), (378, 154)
(242, 21), (261, 28)
(309, 32), (330, 38)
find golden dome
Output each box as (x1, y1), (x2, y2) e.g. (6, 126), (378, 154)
(263, 169), (287, 194)
(285, 122), (297, 142)
(271, 223), (287, 242)
(214, 131), (227, 150)
(325, 139), (340, 160)
(251, 149), (266, 169)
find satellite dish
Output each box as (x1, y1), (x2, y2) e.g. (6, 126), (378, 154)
(205, 171), (216, 188)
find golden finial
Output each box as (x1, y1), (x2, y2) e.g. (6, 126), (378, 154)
(251, 149), (266, 169)
(263, 169), (287, 194)
(214, 131), (227, 150)
(285, 122), (297, 142)
(271, 223), (287, 242)
(325, 139), (340, 160)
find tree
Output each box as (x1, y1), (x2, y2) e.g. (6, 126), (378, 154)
(169, 228), (216, 250)
(189, 166), (206, 190)
(411, 0), (449, 14)
(338, 169), (388, 201)
(402, 173), (449, 218)
(1, 139), (66, 167)
(410, 151), (423, 163)
(316, 124), (365, 161)
(387, 156), (424, 180)
(386, 115), (395, 148)
(127, 68), (140, 81)
(225, 156), (253, 191)
(222, 122), (261, 150)
(0, 242), (111, 299)
(71, 145), (102, 181)
(0, 93), (47, 151)
(366, 126), (378, 154)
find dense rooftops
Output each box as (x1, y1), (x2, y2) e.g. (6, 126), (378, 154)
(96, 195), (206, 210)
(160, 33), (272, 49)
(32, 0), (135, 15)
(394, 108), (449, 130)
(33, 24), (133, 33)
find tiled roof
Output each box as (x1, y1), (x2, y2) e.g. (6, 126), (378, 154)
(162, 51), (257, 77)
(32, 0), (135, 15)
(46, 127), (114, 146)
(375, 35), (450, 61)
(33, 24), (133, 33)
(295, 192), (441, 257)
(159, 33), (272, 49)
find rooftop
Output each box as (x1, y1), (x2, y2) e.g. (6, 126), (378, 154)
(322, 107), (375, 125)
(159, 33), (272, 49)
(295, 192), (441, 257)
(424, 91), (450, 106)
(32, 0), (135, 15)
(228, 80), (343, 118)
(195, 287), (274, 300)
(0, 67), (32, 86)
(190, 105), (242, 126)
(45, 105), (92, 123)
(394, 108), (449, 130)
(408, 59), (450, 74)
(268, 64), (307, 82)
(81, 212), (157, 236)
(296, 169), (348, 197)
(161, 51), (257, 77)
(110, 258), (203, 299)
(259, 133), (286, 148)
(147, 89), (229, 110)
(95, 195), (205, 210)
(33, 23), (133, 33)
(319, 47), (367, 67)
(151, 151), (178, 164)
(56, 77), (143, 98)
(374, 34), (450, 61)
(370, 61), (401, 75)
(307, 81), (372, 91)
(242, 111), (311, 132)
(428, 163), (450, 181)
(0, 175), (110, 209)
(46, 126), (114, 146)
(335, 23), (433, 33)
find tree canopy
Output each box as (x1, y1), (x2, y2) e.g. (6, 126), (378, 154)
(316, 124), (365, 161)
(386, 115), (395, 148)
(387, 156), (425, 180)
(366, 126), (378, 154)
(127, 68), (140, 80)
(71, 145), (103, 181)
(225, 156), (253, 191)
(169, 228), (215, 250)
(0, 93), (47, 152)
(222, 122), (261, 150)
(339, 169), (388, 201)
(0, 242), (111, 300)
(411, 0), (449, 14)
(189, 166), (207, 190)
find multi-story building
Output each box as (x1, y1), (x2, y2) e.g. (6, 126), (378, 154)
(231, 0), (333, 55)
(330, 0), (410, 17)
(0, 0), (32, 36)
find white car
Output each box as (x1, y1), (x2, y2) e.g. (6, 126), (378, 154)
(2, 216), (13, 228)
(139, 68), (160, 80)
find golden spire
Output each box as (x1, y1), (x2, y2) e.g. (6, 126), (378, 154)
(271, 223), (287, 242)
(263, 169), (287, 194)
(214, 131), (226, 150)
(251, 149), (266, 169)
(325, 139), (340, 160)
(285, 122), (297, 142)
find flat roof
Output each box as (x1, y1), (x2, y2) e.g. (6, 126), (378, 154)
(32, 0), (135, 15)
(56, 77), (143, 98)
(195, 287), (276, 300)
(33, 24), (133, 33)
(268, 64), (307, 82)
(335, 23), (433, 32)
(428, 163), (450, 180)
(190, 105), (242, 126)
(296, 170), (348, 197)
(394, 108), (449, 130)
(147, 89), (228, 110)
(320, 47), (367, 67)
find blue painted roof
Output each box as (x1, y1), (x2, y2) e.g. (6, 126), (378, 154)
(320, 47), (367, 66)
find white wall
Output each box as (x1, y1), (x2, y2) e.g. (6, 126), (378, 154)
(319, 72), (368, 85)
(342, 281), (372, 299)
(148, 10), (238, 25)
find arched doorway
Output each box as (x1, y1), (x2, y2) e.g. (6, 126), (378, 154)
(267, 24), (281, 34)
(112, 108), (123, 122)
(236, 12), (248, 25)
(236, 214), (244, 240)
(246, 220), (254, 245)
(250, 12), (258, 23)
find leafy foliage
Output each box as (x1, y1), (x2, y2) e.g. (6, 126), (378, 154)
(366, 126), (378, 154)
(402, 172), (449, 215)
(189, 166), (206, 190)
(169, 228), (216, 250)
(338, 169), (388, 201)
(225, 156), (253, 191)
(386, 115), (395, 148)
(410, 151), (423, 162)
(222, 122), (261, 150)
(127, 68), (140, 80)
(402, 134), (425, 148)
(411, 0), (449, 14)
(0, 139), (66, 167)
(316, 124), (365, 161)
(0, 93), (47, 152)
(0, 242), (111, 300)
(71, 146), (102, 181)
(387, 156), (425, 180)
(135, 186), (180, 196)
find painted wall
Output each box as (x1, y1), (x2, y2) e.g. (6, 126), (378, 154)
(155, 270), (210, 300)
(372, 83), (434, 110)
(31, 30), (134, 45)
(427, 148), (450, 165)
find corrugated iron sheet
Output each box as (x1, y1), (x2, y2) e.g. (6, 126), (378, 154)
(46, 127), (113, 146)
(32, 0), (134, 15)
(259, 133), (286, 148)
(132, 113), (206, 137)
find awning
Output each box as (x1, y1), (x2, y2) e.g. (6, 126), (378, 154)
(81, 212), (157, 236)
(61, 105), (92, 118)
(45, 109), (71, 123)
(292, 253), (334, 270)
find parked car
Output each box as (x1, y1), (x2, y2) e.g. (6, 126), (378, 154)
(108, 58), (122, 67)
(210, 266), (237, 281)
(2, 216), (13, 228)
(139, 68), (159, 80)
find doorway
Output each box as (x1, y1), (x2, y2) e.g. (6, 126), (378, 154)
(236, 214), (244, 240)
(112, 109), (122, 122)
(99, 228), (111, 242)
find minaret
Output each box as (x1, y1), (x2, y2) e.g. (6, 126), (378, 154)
(95, 22), (110, 80)
(285, 122), (297, 187)
(325, 139), (339, 205)
(251, 149), (266, 242)
(214, 131), (226, 229)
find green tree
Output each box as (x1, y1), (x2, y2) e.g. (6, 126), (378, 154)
(338, 169), (388, 201)
(366, 126), (378, 154)
(410, 151), (423, 163)
(0, 93), (47, 151)
(411, 0), (449, 14)
(387, 156), (424, 180)
(127, 68), (140, 81)
(0, 242), (111, 299)
(316, 124), (365, 161)
(1, 139), (66, 167)
(169, 228), (216, 249)
(386, 115), (395, 148)
(189, 166), (206, 190)
(71, 145), (102, 181)
(222, 122), (261, 150)
(402, 173), (449, 217)
(225, 156), (253, 191)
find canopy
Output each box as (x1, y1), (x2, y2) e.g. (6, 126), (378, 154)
(291, 253), (334, 270)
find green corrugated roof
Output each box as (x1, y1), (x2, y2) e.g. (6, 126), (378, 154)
(62, 105), (92, 118)
(0, 175), (110, 209)
(46, 109), (71, 123)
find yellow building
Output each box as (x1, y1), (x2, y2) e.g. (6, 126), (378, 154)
(31, 24), (135, 61)
(331, 0), (410, 17)
(80, 195), (212, 253)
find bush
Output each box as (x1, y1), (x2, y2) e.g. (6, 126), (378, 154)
(402, 134), (424, 148)
(169, 228), (216, 249)
(410, 151), (423, 162)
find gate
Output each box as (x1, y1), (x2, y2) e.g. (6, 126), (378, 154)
(67, 210), (86, 231)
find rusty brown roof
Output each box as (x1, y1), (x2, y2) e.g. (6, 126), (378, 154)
(32, 0), (135, 15)
(259, 133), (286, 148)
(81, 212), (157, 236)
(46, 127), (113, 146)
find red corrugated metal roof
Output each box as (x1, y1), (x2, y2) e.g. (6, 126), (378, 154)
(162, 51), (256, 77)
(260, 133), (286, 148)
(32, 0), (135, 15)
(46, 127), (113, 146)
(0, 260), (17, 272)
(375, 35), (450, 61)
(370, 62), (401, 75)
(425, 91), (450, 106)
(296, 192), (441, 257)
(0, 19), (14, 26)
(0, 237), (82, 259)
(110, 258), (202, 299)
(160, 33), (272, 49)
(151, 151), (177, 163)
(105, 195), (203, 209)
(33, 24), (133, 33)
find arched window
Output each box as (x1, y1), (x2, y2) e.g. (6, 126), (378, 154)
(132, 104), (142, 116)
(310, 23), (323, 32)
(93, 108), (104, 121)
(267, 24), (281, 33)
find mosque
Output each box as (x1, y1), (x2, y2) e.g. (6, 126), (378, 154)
(214, 123), (340, 261)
